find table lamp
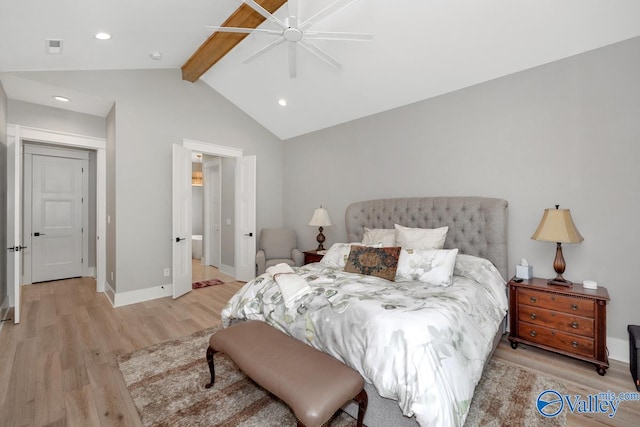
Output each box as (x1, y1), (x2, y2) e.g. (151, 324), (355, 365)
(531, 205), (584, 286)
(308, 206), (333, 251)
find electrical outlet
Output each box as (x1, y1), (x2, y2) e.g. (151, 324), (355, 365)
(163, 268), (170, 277)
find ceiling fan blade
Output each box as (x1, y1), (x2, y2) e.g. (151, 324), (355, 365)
(299, 40), (341, 69)
(205, 25), (282, 36)
(243, 0), (287, 29)
(300, 0), (360, 31)
(304, 31), (373, 41)
(242, 36), (285, 63)
(288, 41), (297, 78)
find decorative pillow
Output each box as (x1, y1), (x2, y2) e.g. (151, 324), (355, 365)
(362, 227), (396, 247)
(394, 224), (448, 250)
(320, 242), (382, 269)
(396, 248), (459, 286)
(344, 245), (401, 281)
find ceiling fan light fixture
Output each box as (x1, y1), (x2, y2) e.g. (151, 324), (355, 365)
(94, 32), (112, 40)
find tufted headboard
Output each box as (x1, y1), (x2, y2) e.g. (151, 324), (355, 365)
(345, 197), (509, 280)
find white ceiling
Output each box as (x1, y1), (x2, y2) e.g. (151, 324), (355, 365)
(1, 0), (640, 139)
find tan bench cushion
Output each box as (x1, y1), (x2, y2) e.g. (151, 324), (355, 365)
(209, 320), (364, 427)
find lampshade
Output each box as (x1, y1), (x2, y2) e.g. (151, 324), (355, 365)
(308, 207), (333, 227)
(531, 207), (583, 243)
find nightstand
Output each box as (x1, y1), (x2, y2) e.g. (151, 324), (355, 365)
(303, 250), (325, 265)
(508, 277), (610, 375)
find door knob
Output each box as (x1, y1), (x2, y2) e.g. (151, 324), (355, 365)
(33, 232), (45, 237)
(175, 237), (186, 242)
(244, 232), (253, 237)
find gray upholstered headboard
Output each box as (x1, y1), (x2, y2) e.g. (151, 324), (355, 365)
(345, 197), (509, 280)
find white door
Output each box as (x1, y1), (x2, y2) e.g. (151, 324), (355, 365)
(234, 155), (256, 282)
(31, 155), (85, 282)
(204, 160), (221, 267)
(172, 144), (192, 299)
(6, 128), (22, 323)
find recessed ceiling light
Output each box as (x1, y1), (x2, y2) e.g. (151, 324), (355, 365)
(150, 52), (163, 60)
(278, 99), (287, 107)
(95, 32), (112, 40)
(53, 96), (70, 102)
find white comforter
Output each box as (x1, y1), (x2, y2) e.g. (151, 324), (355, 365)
(221, 254), (508, 426)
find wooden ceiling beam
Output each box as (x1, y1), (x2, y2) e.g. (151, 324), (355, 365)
(181, 0), (287, 82)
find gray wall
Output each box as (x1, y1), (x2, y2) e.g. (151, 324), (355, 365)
(6, 69), (283, 293)
(0, 81), (7, 309)
(283, 36), (640, 342)
(221, 157), (236, 267)
(8, 100), (106, 138)
(105, 106), (116, 290)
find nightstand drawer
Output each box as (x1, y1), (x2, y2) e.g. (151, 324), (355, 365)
(518, 322), (595, 358)
(518, 304), (594, 337)
(518, 288), (595, 318)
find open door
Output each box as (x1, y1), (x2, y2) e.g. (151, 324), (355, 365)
(6, 126), (22, 323)
(234, 155), (256, 282)
(172, 144), (192, 299)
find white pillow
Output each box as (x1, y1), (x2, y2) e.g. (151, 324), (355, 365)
(396, 248), (459, 286)
(362, 227), (396, 247)
(394, 224), (448, 250)
(320, 242), (382, 268)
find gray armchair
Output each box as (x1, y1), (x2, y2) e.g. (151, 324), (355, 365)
(256, 228), (304, 275)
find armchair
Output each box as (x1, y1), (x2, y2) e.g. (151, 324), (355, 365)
(256, 228), (304, 276)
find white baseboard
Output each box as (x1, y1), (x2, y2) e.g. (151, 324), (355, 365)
(112, 283), (173, 307)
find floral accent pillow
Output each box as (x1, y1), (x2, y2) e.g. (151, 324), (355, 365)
(362, 227), (396, 247)
(320, 242), (382, 269)
(394, 224), (448, 250)
(344, 245), (402, 281)
(396, 248), (459, 286)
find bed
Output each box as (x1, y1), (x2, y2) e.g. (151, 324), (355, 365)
(221, 197), (509, 427)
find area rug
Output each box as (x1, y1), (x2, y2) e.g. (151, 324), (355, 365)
(192, 278), (225, 289)
(117, 326), (566, 427)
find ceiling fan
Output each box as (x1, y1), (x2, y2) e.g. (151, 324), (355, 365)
(206, 0), (373, 78)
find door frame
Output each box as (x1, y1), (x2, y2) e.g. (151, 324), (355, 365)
(7, 125), (107, 296)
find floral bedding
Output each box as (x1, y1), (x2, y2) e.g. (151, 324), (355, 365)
(221, 254), (508, 427)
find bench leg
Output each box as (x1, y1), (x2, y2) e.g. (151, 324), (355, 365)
(354, 389), (368, 427)
(205, 346), (217, 389)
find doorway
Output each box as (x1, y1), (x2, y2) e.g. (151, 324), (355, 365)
(171, 139), (256, 300)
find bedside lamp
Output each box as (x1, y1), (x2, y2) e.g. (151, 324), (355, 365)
(531, 205), (584, 287)
(308, 206), (333, 251)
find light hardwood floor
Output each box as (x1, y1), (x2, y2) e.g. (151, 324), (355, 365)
(0, 276), (638, 426)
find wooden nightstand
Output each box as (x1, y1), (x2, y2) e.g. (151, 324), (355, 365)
(508, 277), (610, 375)
(303, 250), (325, 265)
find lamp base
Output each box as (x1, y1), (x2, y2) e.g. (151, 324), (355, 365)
(547, 277), (573, 287)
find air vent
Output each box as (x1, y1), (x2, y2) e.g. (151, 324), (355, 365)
(46, 39), (63, 54)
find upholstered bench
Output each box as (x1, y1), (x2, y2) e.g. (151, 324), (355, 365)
(205, 320), (368, 427)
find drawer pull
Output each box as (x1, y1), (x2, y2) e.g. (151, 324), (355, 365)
(571, 304), (578, 311)
(571, 321), (579, 329)
(571, 341), (578, 348)
(530, 331), (537, 337)
(530, 296), (537, 303)
(530, 313), (537, 320)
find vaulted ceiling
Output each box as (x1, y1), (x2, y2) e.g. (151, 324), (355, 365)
(1, 0), (640, 139)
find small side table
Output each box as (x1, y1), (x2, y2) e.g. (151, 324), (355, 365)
(303, 250), (325, 265)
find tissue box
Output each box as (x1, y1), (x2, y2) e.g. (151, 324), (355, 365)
(516, 265), (533, 279)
